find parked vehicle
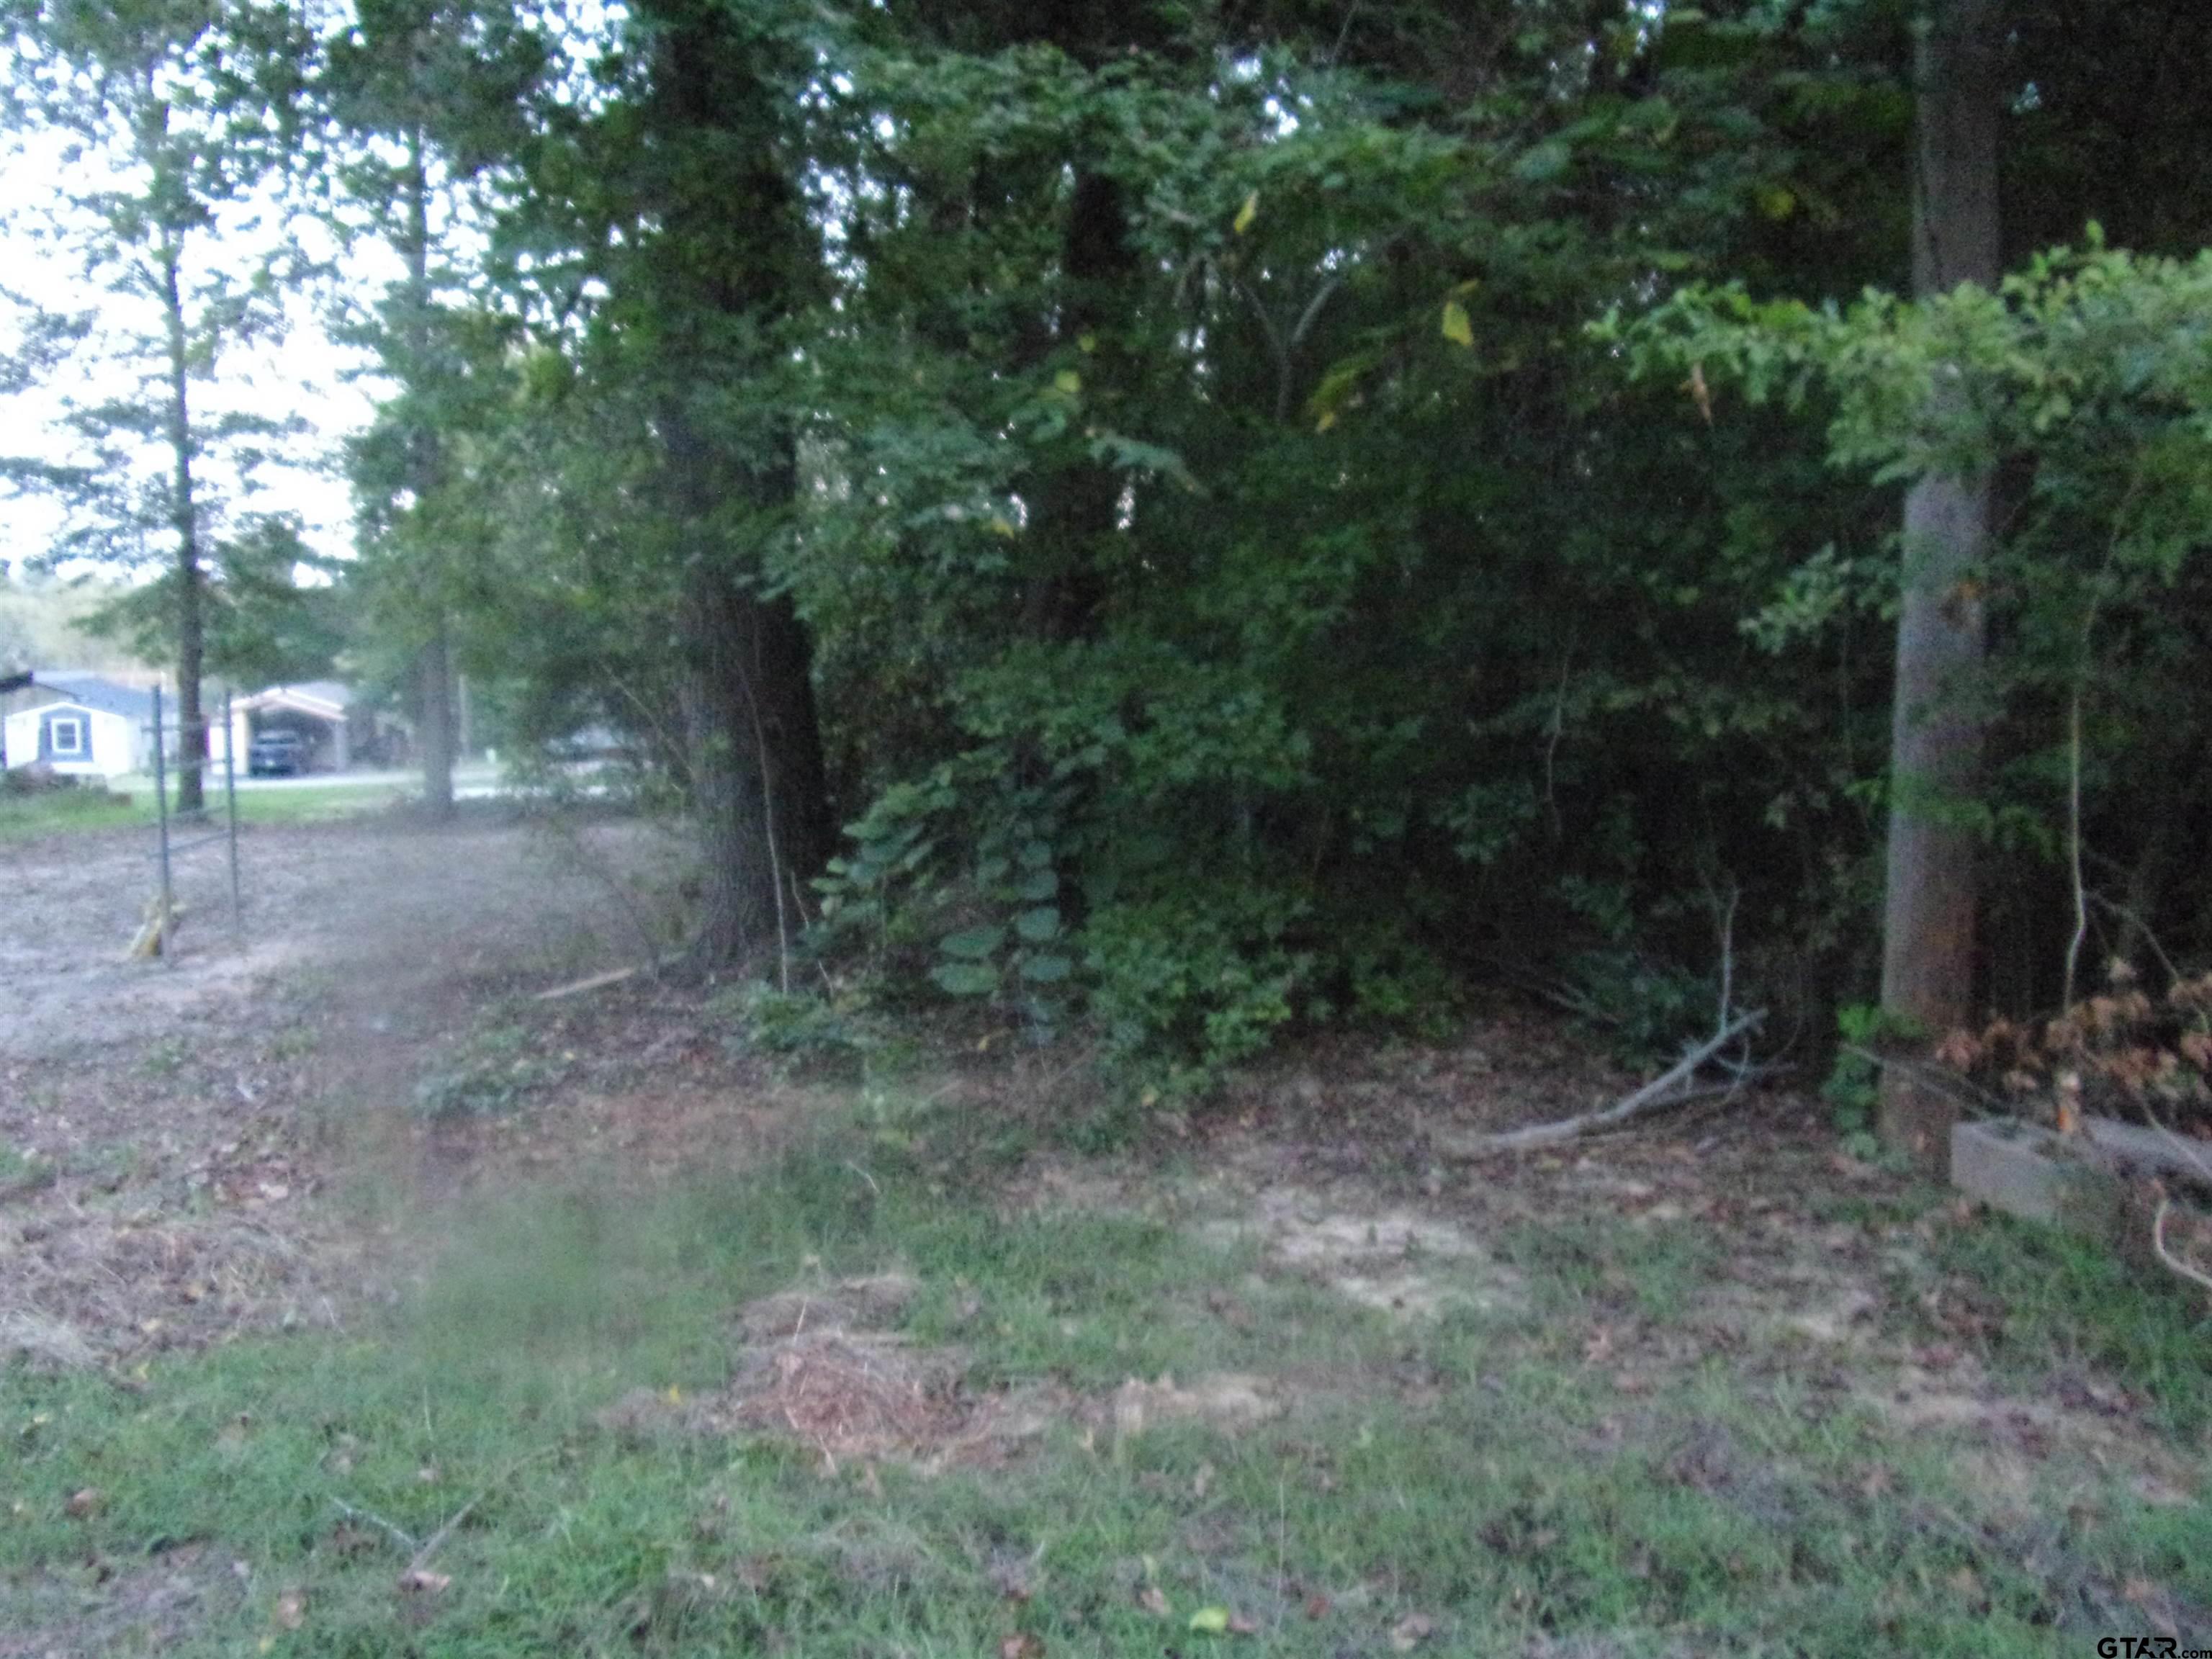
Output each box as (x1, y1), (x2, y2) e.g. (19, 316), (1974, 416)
(246, 731), (308, 777)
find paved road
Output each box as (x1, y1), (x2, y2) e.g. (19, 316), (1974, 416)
(228, 765), (500, 793)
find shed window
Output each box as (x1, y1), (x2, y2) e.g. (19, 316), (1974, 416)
(50, 714), (86, 756)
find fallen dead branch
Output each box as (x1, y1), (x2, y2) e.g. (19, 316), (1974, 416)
(329, 1498), (419, 1555)
(1442, 1010), (1766, 1156)
(2151, 1198), (2212, 1300)
(533, 952), (689, 1001)
(407, 1488), (487, 1578)
(534, 964), (640, 1002)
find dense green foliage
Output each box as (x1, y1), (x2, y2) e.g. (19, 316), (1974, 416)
(8, 0), (2211, 1080)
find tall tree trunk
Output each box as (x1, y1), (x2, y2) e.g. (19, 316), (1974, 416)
(667, 411), (832, 974)
(676, 562), (831, 971)
(419, 615), (455, 813)
(1878, 0), (2002, 1166)
(644, 4), (834, 973)
(1020, 168), (1137, 641)
(403, 125), (456, 818)
(161, 240), (206, 817)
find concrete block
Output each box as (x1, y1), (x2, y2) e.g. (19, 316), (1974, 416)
(1951, 1118), (2106, 1226)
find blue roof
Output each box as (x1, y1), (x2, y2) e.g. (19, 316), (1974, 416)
(32, 673), (156, 721)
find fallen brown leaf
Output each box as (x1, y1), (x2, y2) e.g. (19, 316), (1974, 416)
(1138, 1586), (1171, 1617)
(275, 1588), (306, 1630)
(999, 1635), (1045, 1659)
(65, 1488), (100, 1519)
(398, 1569), (452, 1595)
(1303, 1593), (1331, 1619)
(1228, 1610), (1260, 1635)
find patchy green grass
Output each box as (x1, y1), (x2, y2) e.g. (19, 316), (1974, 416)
(3, 1118), (2206, 1658)
(0, 777), (415, 844)
(226, 782), (415, 825)
(0, 785), (143, 841)
(1929, 1207), (2212, 1442)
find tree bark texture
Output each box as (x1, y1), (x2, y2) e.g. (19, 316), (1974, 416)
(1020, 168), (1138, 642)
(676, 553), (832, 970)
(403, 125), (457, 819)
(646, 5), (834, 970)
(161, 240), (207, 817)
(1879, 0), (2002, 1167)
(419, 617), (456, 815)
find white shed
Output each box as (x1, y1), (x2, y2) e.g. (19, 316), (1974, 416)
(1, 675), (163, 779)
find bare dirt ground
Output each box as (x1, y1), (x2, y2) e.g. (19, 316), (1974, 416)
(0, 809), (737, 1367)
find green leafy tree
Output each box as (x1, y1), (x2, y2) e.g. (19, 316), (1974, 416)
(0, 0), (307, 811)
(84, 511), (345, 690)
(1622, 236), (2212, 1016)
(317, 0), (549, 814)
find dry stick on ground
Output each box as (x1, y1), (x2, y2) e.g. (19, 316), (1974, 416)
(534, 963), (641, 1002)
(405, 1488), (488, 1578)
(333, 1448), (557, 1583)
(2152, 1198), (2212, 1299)
(328, 1498), (418, 1554)
(531, 947), (696, 1002)
(1444, 1010), (1767, 1156)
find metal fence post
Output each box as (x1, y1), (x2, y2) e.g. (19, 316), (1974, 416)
(223, 689), (242, 940)
(150, 683), (174, 966)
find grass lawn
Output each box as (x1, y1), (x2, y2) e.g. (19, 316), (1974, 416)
(0, 785), (145, 841)
(4, 1099), (2206, 1658)
(0, 776), (412, 842)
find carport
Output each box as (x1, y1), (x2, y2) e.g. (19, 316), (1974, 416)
(226, 683), (356, 773)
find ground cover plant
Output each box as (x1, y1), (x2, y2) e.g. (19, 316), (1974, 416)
(2, 819), (2208, 1658)
(5, 1107), (2210, 1658)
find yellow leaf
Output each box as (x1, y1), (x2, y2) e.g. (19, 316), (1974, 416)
(1190, 1606), (1231, 1633)
(1440, 300), (1474, 348)
(665, 1385), (683, 1405)
(1053, 369), (1082, 395)
(1315, 410), (1336, 433)
(989, 515), (1017, 537)
(1076, 332), (1097, 353)
(1233, 192), (1258, 235)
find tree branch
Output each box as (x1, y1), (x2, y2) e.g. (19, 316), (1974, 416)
(1443, 1010), (1767, 1156)
(2152, 1199), (2212, 1299)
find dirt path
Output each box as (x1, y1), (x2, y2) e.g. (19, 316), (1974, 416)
(0, 811), (665, 1061)
(0, 810), (685, 1366)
